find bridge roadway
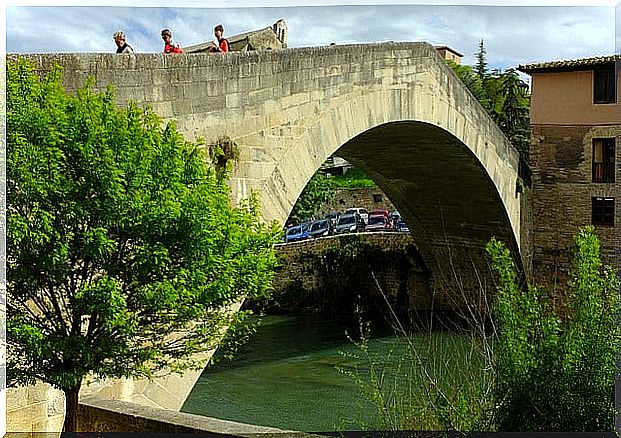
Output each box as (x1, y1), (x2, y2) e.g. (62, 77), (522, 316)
(17, 42), (530, 420)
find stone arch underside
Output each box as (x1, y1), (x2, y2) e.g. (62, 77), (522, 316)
(340, 121), (520, 311)
(269, 117), (522, 313)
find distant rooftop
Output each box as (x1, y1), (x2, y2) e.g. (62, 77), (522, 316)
(518, 54), (620, 74)
(434, 45), (463, 65)
(185, 19), (287, 53)
(434, 45), (463, 57)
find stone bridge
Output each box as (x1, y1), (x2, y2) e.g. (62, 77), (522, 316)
(16, 42), (530, 422)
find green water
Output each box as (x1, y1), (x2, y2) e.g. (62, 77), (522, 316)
(181, 313), (487, 432)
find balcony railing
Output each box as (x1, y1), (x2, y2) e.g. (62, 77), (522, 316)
(592, 162), (615, 183)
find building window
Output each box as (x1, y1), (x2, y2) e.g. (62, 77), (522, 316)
(592, 138), (616, 183)
(592, 197), (615, 226)
(593, 65), (616, 104)
(373, 194), (383, 203)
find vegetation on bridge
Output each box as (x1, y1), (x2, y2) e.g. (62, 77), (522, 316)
(7, 58), (280, 431)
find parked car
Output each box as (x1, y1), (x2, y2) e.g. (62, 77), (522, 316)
(309, 219), (333, 238)
(369, 209), (391, 220)
(390, 211), (401, 228)
(365, 210), (394, 232)
(335, 212), (365, 234)
(344, 207), (369, 224)
(285, 223), (311, 242)
(323, 211), (340, 228)
(396, 219), (410, 233)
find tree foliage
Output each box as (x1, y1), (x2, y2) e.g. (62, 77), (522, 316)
(330, 167), (377, 189)
(7, 58), (280, 431)
(291, 172), (336, 220)
(486, 226), (619, 432)
(447, 40), (531, 159)
(291, 166), (378, 221)
(447, 61), (489, 109)
(475, 39), (488, 79)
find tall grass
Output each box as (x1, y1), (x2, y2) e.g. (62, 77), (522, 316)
(340, 226), (619, 433)
(338, 281), (496, 432)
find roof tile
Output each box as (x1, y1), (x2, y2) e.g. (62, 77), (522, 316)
(518, 54), (620, 73)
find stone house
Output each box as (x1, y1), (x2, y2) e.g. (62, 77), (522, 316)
(518, 54), (620, 293)
(434, 45), (463, 64)
(184, 19), (287, 53)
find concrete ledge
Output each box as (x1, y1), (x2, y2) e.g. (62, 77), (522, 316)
(79, 396), (317, 436)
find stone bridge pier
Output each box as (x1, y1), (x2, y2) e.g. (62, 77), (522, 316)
(15, 42), (530, 421)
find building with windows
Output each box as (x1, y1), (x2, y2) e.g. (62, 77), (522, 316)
(518, 55), (620, 292)
(434, 45), (463, 64)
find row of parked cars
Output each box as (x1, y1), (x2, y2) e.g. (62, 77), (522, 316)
(284, 208), (410, 243)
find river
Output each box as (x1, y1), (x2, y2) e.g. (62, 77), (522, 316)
(181, 313), (488, 432)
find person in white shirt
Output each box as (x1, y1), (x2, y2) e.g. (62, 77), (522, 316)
(113, 30), (134, 54)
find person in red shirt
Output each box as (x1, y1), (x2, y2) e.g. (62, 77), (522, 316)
(208, 24), (229, 53)
(161, 28), (183, 54)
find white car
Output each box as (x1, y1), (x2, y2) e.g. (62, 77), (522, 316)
(344, 207), (369, 224)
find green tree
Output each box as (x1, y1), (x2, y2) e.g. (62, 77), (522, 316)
(447, 44), (531, 161)
(446, 60), (489, 110)
(475, 39), (488, 80)
(487, 226), (619, 431)
(497, 69), (531, 158)
(291, 172), (335, 219)
(7, 58), (280, 431)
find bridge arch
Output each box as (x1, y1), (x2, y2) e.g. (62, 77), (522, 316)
(262, 109), (522, 310)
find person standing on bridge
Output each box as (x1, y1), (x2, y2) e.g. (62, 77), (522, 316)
(208, 24), (229, 53)
(113, 30), (134, 54)
(161, 28), (183, 54)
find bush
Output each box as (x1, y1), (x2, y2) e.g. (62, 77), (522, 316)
(487, 226), (619, 432)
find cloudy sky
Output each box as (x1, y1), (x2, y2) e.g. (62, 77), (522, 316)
(5, 1), (620, 71)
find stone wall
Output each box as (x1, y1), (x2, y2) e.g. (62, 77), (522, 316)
(530, 124), (621, 297)
(78, 396), (311, 436)
(7, 383), (65, 432)
(269, 233), (430, 325)
(321, 187), (396, 216)
(291, 185), (397, 222)
(268, 233), (493, 325)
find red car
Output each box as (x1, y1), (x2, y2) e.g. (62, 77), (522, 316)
(365, 209), (394, 232)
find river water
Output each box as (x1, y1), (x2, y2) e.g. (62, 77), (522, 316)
(181, 313), (484, 432)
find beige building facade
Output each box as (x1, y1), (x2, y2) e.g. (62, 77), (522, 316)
(434, 46), (463, 64)
(184, 19), (287, 53)
(519, 55), (621, 294)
